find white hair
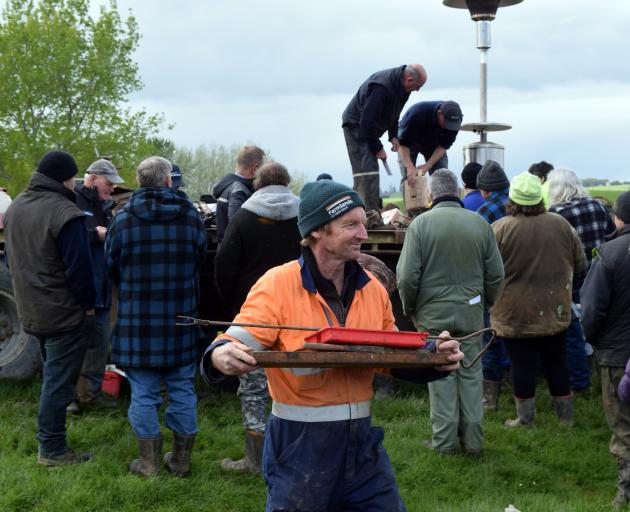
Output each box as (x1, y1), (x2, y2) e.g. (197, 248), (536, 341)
(547, 167), (590, 205)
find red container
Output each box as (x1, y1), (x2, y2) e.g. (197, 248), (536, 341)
(101, 370), (123, 397)
(305, 327), (428, 348)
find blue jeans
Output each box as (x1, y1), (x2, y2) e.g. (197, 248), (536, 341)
(125, 363), (197, 438)
(263, 415), (405, 512)
(77, 308), (110, 398)
(482, 311), (511, 382)
(565, 312), (591, 390)
(36, 318), (92, 457)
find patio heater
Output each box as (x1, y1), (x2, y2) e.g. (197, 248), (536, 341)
(443, 0), (523, 166)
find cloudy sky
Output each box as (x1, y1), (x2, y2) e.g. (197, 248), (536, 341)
(111, 0), (630, 188)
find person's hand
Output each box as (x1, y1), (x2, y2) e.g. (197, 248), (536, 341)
(406, 165), (417, 188)
(417, 163), (431, 176)
(211, 341), (258, 375)
(96, 226), (107, 242)
(85, 308), (95, 316)
(435, 330), (464, 372)
(376, 148), (387, 160)
(390, 138), (400, 152)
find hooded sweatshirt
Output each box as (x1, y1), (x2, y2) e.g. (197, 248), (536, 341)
(215, 185), (301, 314)
(105, 187), (207, 367)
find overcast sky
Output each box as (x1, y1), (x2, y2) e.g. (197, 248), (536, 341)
(110, 0), (630, 188)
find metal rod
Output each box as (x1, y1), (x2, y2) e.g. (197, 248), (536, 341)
(176, 316), (320, 332)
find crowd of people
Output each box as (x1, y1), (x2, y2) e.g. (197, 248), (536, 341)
(2, 62), (630, 511)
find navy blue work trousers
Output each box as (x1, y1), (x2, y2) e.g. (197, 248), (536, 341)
(263, 414), (405, 512)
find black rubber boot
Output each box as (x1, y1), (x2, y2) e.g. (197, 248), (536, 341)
(164, 432), (196, 477)
(129, 436), (162, 477)
(221, 429), (264, 473)
(505, 397), (535, 428)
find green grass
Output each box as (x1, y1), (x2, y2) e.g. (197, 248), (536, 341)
(586, 185), (629, 204)
(0, 376), (618, 511)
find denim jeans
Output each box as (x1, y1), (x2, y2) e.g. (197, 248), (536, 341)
(125, 363), (197, 439)
(36, 317), (92, 457)
(565, 312), (591, 391)
(77, 308), (110, 399)
(481, 311), (511, 382)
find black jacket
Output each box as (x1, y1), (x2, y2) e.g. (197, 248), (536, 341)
(215, 185), (301, 315)
(581, 224), (630, 366)
(75, 183), (115, 309)
(212, 173), (254, 242)
(342, 65), (410, 154)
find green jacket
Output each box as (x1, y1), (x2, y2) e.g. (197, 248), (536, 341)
(397, 200), (504, 336)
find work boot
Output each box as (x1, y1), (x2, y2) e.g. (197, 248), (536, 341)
(551, 395), (574, 426)
(129, 436), (162, 477)
(504, 397), (535, 428)
(37, 448), (91, 466)
(164, 432), (196, 477)
(221, 429), (264, 473)
(66, 400), (81, 415)
(613, 458), (630, 509)
(482, 380), (501, 412)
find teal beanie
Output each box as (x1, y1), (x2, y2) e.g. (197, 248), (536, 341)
(298, 181), (365, 237)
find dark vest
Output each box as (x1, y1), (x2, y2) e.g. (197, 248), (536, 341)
(4, 173), (86, 335)
(342, 65), (409, 135)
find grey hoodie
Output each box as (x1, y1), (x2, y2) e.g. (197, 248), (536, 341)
(241, 184), (299, 221)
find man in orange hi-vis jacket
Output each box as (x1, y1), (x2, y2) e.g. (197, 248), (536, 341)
(201, 180), (464, 511)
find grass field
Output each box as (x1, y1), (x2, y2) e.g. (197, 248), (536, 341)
(382, 184), (628, 214)
(0, 374), (618, 512)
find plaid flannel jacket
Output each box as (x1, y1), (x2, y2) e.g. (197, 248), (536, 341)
(106, 187), (206, 367)
(476, 188), (509, 224)
(548, 197), (614, 263)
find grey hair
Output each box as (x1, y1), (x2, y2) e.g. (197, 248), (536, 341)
(136, 156), (172, 188)
(547, 167), (590, 205)
(429, 168), (459, 199)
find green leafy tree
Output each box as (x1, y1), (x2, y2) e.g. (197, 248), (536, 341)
(173, 143), (308, 201)
(0, 0), (166, 195)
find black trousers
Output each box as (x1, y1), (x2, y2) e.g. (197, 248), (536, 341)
(503, 332), (571, 399)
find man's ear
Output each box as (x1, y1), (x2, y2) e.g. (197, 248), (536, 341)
(311, 229), (322, 240)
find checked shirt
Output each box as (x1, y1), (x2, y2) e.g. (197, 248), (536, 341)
(476, 188), (509, 224)
(549, 197), (614, 264)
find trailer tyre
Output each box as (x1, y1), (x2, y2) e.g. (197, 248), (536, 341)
(0, 265), (42, 379)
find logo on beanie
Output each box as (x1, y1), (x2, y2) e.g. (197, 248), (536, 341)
(325, 195), (354, 218)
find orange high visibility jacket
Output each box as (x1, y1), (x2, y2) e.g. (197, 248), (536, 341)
(219, 258), (395, 411)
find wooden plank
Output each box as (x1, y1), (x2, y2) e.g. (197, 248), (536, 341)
(252, 350), (450, 368)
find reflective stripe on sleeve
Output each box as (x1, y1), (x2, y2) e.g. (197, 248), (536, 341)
(271, 400), (371, 422)
(225, 326), (268, 351)
(281, 367), (326, 377)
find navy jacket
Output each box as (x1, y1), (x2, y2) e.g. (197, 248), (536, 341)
(398, 101), (459, 157)
(342, 65), (410, 154)
(75, 183), (115, 309)
(106, 187), (207, 367)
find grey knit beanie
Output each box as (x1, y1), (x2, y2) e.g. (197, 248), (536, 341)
(298, 180), (364, 237)
(477, 160), (509, 191)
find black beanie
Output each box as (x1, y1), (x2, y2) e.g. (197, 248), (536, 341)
(36, 151), (78, 183)
(476, 160), (509, 191)
(614, 191), (630, 223)
(298, 180), (364, 237)
(461, 162), (482, 189)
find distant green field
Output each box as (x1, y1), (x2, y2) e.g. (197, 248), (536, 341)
(586, 185), (629, 204)
(383, 185), (628, 214)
